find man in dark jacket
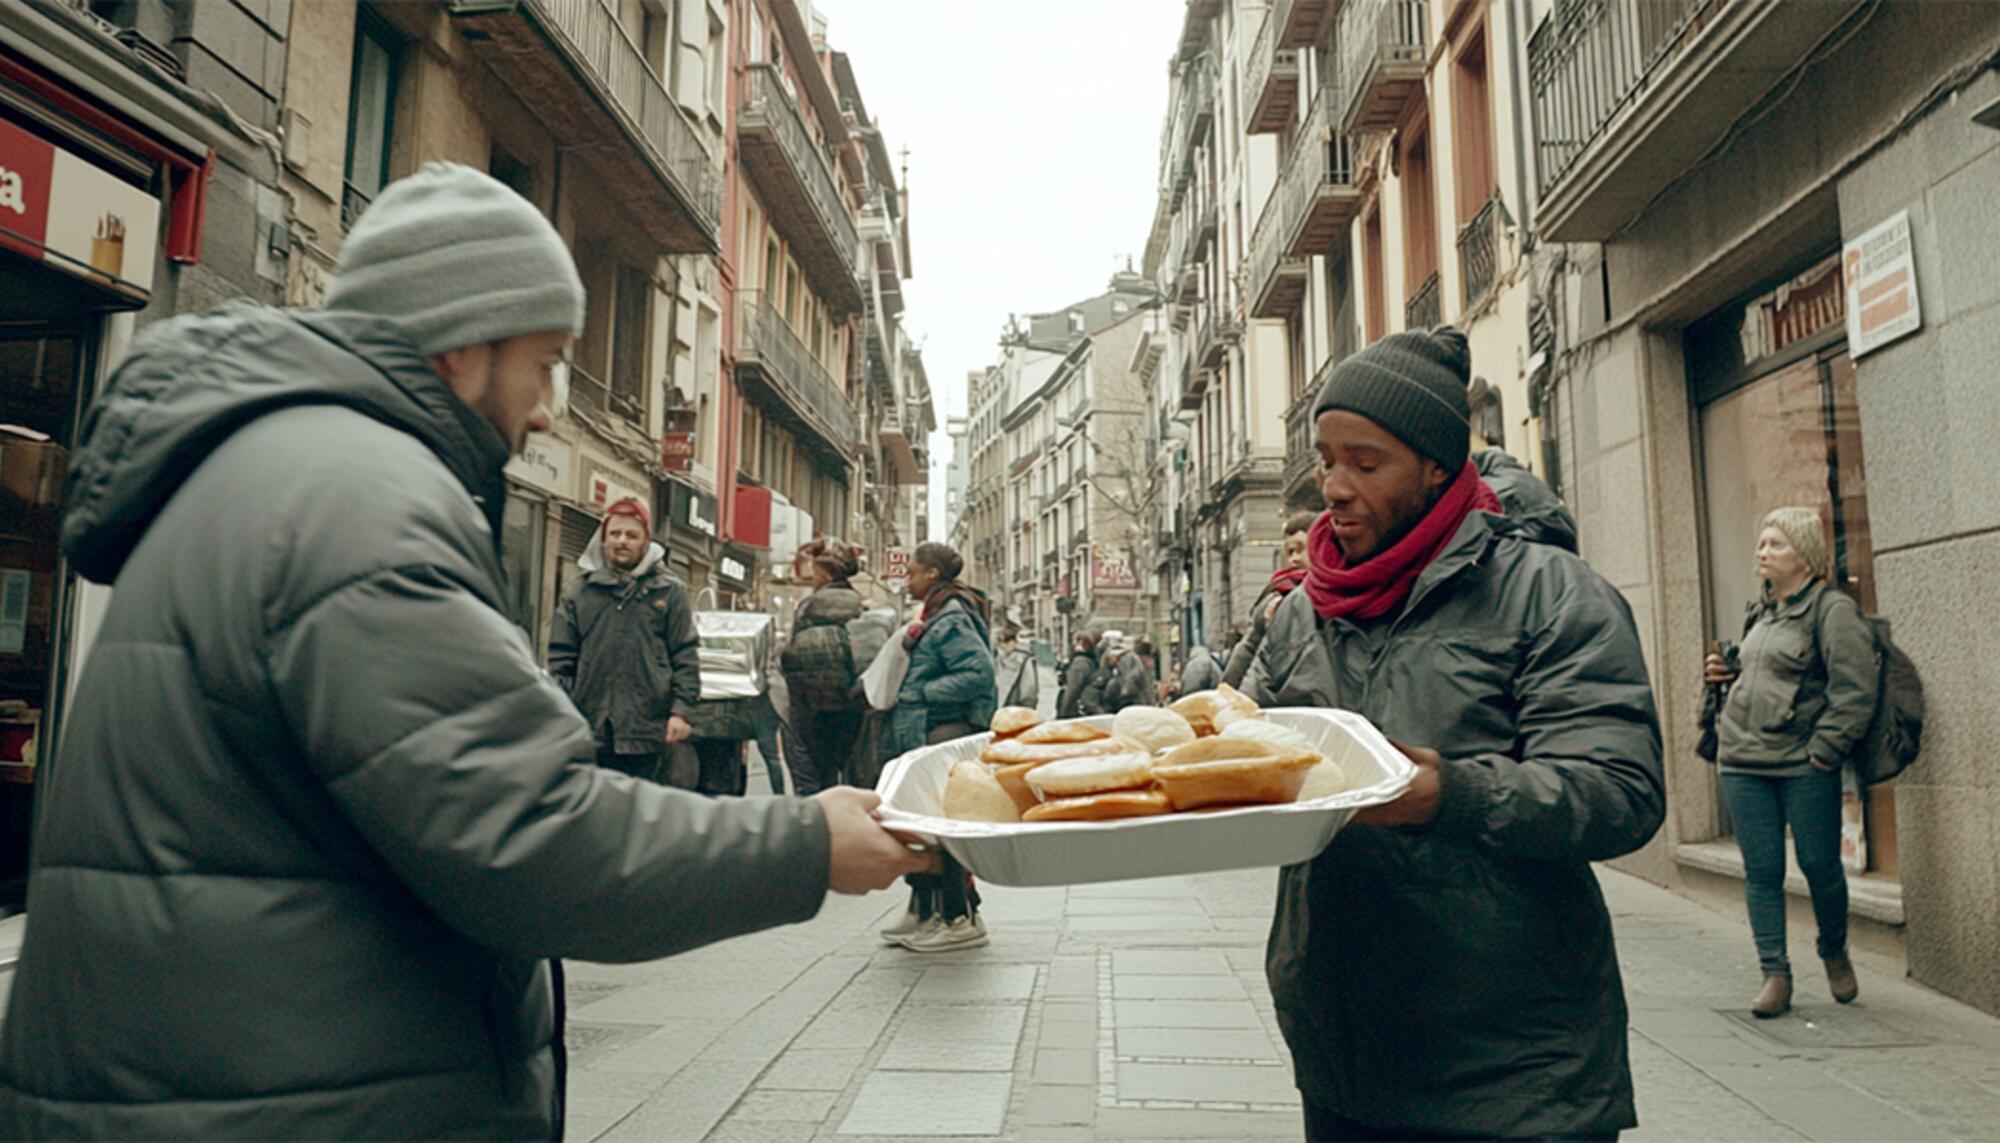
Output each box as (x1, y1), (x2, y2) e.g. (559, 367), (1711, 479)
(1245, 327), (1663, 1140)
(1057, 631), (1099, 718)
(549, 498), (701, 785)
(0, 163), (930, 1140)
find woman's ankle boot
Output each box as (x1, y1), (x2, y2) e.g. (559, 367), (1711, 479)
(1824, 953), (1859, 1004)
(1752, 973), (1793, 1019)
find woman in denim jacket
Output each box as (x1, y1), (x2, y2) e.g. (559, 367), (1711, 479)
(1704, 507), (1877, 1018)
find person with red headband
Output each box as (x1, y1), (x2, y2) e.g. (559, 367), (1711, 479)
(1243, 326), (1664, 1142)
(549, 497), (700, 785)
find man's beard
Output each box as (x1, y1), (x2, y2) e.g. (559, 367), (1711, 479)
(610, 544), (647, 570)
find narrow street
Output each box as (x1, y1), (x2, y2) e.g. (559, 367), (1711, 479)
(562, 726), (2000, 1141)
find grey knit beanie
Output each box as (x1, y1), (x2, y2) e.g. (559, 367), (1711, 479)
(325, 162), (586, 356)
(1313, 325), (1473, 470)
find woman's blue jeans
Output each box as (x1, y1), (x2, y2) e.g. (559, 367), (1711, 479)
(1720, 766), (1848, 975)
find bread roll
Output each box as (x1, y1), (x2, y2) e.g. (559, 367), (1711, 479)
(1019, 720), (1110, 745)
(1211, 683), (1263, 732)
(1297, 760), (1348, 801)
(942, 760), (1021, 822)
(981, 735), (1138, 767)
(1151, 738), (1318, 811)
(1112, 706), (1197, 754)
(1022, 789), (1173, 822)
(990, 706), (1043, 739)
(1219, 718), (1313, 750)
(1024, 751), (1155, 798)
(1170, 685), (1262, 736)
(991, 761), (1046, 814)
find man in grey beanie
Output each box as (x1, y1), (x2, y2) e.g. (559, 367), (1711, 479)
(1244, 327), (1665, 1140)
(0, 162), (931, 1140)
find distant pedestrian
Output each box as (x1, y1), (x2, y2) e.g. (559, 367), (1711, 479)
(1222, 511), (1317, 687)
(1112, 638), (1156, 712)
(1179, 642), (1223, 694)
(995, 624), (1039, 709)
(1702, 507), (1874, 1018)
(0, 162), (931, 1139)
(780, 538), (868, 794)
(549, 498), (701, 787)
(884, 542), (996, 953)
(1080, 636), (1118, 715)
(1058, 631), (1099, 718)
(1245, 326), (1663, 1140)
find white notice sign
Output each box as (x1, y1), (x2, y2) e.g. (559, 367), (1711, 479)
(1843, 211), (1921, 358)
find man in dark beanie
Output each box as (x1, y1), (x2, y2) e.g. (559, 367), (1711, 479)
(549, 496), (701, 784)
(1245, 326), (1664, 1140)
(0, 162), (930, 1139)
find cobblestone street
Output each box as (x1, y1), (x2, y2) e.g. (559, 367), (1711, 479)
(562, 849), (2000, 1141)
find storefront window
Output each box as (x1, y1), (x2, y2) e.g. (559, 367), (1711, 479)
(501, 491), (547, 647)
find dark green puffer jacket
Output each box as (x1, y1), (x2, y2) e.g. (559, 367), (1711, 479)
(0, 304), (830, 1139)
(1245, 509), (1663, 1138)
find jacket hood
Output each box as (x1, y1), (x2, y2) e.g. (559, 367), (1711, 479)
(1474, 448), (1578, 553)
(579, 535), (667, 579)
(62, 303), (512, 584)
(927, 585), (993, 647)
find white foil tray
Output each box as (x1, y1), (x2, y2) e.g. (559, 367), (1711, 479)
(874, 708), (1417, 887)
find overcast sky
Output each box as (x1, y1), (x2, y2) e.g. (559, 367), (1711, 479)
(812, 0), (1185, 538)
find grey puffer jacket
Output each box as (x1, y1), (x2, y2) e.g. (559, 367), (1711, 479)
(1245, 510), (1663, 1138)
(1717, 582), (1877, 769)
(0, 305), (830, 1140)
(548, 549), (701, 753)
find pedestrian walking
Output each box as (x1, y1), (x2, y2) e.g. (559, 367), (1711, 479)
(1057, 631), (1099, 718)
(995, 624), (1039, 709)
(1701, 507), (1875, 1018)
(1112, 637), (1157, 712)
(1244, 326), (1664, 1141)
(548, 497), (701, 787)
(0, 163), (932, 1140)
(1079, 634), (1118, 715)
(1222, 511), (1316, 687)
(882, 542), (996, 953)
(1178, 642), (1223, 695)
(780, 538), (868, 794)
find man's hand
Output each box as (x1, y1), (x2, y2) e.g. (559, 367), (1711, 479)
(1703, 653), (1738, 687)
(816, 787), (938, 894)
(664, 715), (692, 745)
(1353, 739), (1443, 828)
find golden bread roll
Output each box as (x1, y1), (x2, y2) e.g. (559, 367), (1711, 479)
(981, 735), (1137, 766)
(1022, 789), (1174, 822)
(1170, 686), (1261, 736)
(1019, 720), (1111, 745)
(942, 760), (1021, 822)
(1297, 760), (1349, 801)
(1111, 706), (1198, 754)
(1151, 738), (1318, 811)
(990, 706), (1043, 739)
(1024, 751), (1156, 798)
(991, 761), (1045, 815)
(1212, 683), (1263, 732)
(1219, 718), (1313, 750)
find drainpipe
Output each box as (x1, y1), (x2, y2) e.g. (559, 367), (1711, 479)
(1508, 0), (1536, 242)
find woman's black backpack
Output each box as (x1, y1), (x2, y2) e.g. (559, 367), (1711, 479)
(1847, 610), (1925, 785)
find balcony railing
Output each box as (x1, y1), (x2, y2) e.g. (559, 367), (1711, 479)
(1276, 84), (1361, 259)
(1071, 527), (1089, 551)
(739, 62), (862, 312)
(1284, 381), (1321, 497)
(1529, 0), (1727, 202)
(566, 361), (644, 426)
(1457, 193), (1509, 312)
(1246, 189), (1309, 318)
(1245, 12), (1300, 134)
(1337, 0), (1429, 134)
(1179, 353), (1204, 412)
(1272, 0), (1335, 49)
(1405, 270), (1443, 332)
(735, 288), (858, 459)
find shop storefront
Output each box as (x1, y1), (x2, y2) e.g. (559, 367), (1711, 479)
(0, 79), (205, 910)
(665, 479), (719, 598)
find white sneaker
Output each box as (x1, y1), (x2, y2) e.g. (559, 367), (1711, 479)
(896, 914), (990, 953)
(879, 906), (923, 943)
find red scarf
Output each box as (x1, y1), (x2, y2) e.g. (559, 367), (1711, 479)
(1267, 566), (1308, 595)
(1304, 461), (1502, 621)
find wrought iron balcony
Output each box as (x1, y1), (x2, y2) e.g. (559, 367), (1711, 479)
(1072, 527), (1089, 551)
(1405, 270), (1442, 333)
(566, 361), (644, 426)
(1276, 85), (1361, 259)
(448, 0), (720, 252)
(739, 62), (863, 313)
(1283, 375), (1323, 500)
(1179, 353), (1205, 413)
(1272, 0), (1336, 49)
(734, 288), (858, 463)
(1337, 0), (1429, 134)
(1528, 0), (1845, 241)
(1247, 191), (1309, 319)
(1457, 193), (1509, 312)
(1246, 12), (1300, 135)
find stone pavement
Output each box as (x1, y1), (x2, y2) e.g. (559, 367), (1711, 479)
(561, 851), (2000, 1142)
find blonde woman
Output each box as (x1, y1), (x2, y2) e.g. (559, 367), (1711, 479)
(1703, 507), (1877, 1018)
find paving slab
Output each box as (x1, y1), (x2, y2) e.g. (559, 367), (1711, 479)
(1015, 1083), (1097, 1127)
(1030, 1047), (1095, 1085)
(1112, 949), (1235, 976)
(878, 1004), (1026, 1072)
(1111, 973), (1249, 1000)
(907, 964), (1038, 1003)
(728, 1089), (839, 1122)
(836, 1071), (1013, 1136)
(1113, 999), (1267, 1029)
(1114, 1060), (1300, 1105)
(1117, 1026), (1284, 1061)
(757, 1047), (870, 1092)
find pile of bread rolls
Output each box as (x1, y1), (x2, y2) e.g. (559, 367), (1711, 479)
(940, 685), (1350, 824)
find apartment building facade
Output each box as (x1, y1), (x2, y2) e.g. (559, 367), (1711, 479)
(1529, 0), (2000, 1017)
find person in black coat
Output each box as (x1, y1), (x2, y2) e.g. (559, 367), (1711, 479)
(1057, 631), (1100, 718)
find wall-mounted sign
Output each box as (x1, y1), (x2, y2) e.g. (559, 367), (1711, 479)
(1844, 210), (1921, 358)
(507, 437), (573, 498)
(719, 544), (758, 591)
(0, 115), (161, 297)
(1091, 545), (1138, 591)
(671, 482), (719, 539)
(660, 407), (697, 471)
(583, 462), (645, 514)
(882, 548), (911, 585)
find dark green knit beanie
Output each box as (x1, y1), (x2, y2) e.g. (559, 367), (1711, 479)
(1313, 325), (1472, 470)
